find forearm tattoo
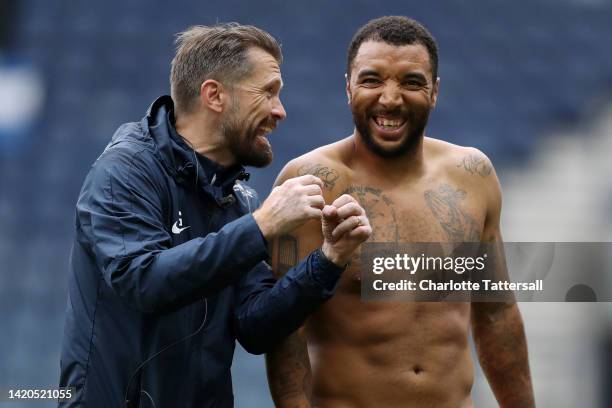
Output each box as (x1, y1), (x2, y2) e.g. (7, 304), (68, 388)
(268, 333), (313, 404)
(473, 304), (534, 407)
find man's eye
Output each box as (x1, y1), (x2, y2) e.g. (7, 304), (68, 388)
(362, 78), (380, 84)
(403, 80), (425, 87)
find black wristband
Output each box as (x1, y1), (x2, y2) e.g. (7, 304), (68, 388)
(315, 248), (348, 271)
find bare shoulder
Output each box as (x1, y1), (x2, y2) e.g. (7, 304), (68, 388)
(275, 136), (353, 194)
(425, 137), (492, 176)
(425, 138), (497, 182)
(425, 137), (501, 205)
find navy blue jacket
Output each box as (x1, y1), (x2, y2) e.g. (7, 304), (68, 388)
(59, 96), (343, 407)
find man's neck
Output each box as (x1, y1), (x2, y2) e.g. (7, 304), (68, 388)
(174, 111), (235, 167)
(351, 131), (426, 182)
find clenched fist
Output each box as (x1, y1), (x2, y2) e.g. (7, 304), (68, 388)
(253, 175), (325, 239)
(321, 194), (372, 266)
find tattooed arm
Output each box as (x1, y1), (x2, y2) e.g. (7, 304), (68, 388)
(469, 156), (535, 407)
(266, 334), (312, 407)
(266, 159), (332, 407)
(266, 234), (314, 407)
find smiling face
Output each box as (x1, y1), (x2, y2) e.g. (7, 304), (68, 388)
(222, 47), (286, 167)
(347, 40), (439, 158)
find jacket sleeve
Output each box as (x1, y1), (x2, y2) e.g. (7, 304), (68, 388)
(76, 148), (269, 313)
(234, 249), (344, 355)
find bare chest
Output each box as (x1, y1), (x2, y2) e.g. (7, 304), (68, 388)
(336, 180), (485, 244)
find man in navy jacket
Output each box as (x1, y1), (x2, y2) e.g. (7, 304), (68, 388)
(58, 24), (372, 407)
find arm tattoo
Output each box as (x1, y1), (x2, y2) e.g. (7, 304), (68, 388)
(277, 235), (298, 276)
(457, 153), (492, 177)
(424, 184), (481, 242)
(269, 237), (312, 405)
(473, 303), (535, 407)
(267, 333), (312, 404)
(297, 163), (340, 190)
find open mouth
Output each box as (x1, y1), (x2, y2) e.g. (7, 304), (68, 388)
(257, 126), (274, 135)
(255, 118), (276, 137)
(371, 116), (407, 139)
(253, 125), (275, 149)
(255, 127), (273, 143)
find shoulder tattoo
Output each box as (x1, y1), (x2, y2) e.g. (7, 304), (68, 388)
(457, 153), (492, 177)
(297, 163), (340, 190)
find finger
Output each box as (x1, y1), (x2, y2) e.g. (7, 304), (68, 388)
(308, 195), (325, 210)
(336, 202), (364, 219)
(332, 194), (357, 208)
(331, 215), (364, 241)
(305, 207), (323, 219)
(322, 204), (336, 217)
(294, 174), (324, 188)
(347, 225), (373, 241)
(302, 184), (323, 196)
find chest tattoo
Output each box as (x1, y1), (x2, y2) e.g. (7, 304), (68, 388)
(342, 185), (399, 242)
(424, 184), (481, 242)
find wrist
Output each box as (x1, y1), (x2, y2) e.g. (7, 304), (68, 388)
(306, 248), (346, 294)
(253, 210), (275, 240)
(320, 244), (348, 268)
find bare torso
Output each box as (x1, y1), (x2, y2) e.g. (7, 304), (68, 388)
(283, 136), (494, 407)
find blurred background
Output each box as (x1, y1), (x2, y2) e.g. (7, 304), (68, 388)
(0, 0), (611, 406)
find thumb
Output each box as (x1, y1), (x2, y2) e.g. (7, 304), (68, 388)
(322, 205), (339, 242)
(322, 205), (337, 219)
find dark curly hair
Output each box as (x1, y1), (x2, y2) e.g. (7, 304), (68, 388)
(347, 16), (438, 81)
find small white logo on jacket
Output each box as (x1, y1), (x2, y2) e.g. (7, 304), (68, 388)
(233, 182), (256, 212)
(172, 211), (190, 234)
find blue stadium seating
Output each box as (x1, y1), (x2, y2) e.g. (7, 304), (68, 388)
(1, 0), (611, 403)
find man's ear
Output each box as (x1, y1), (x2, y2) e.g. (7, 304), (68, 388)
(199, 79), (227, 113)
(345, 73), (352, 105)
(430, 77), (440, 108)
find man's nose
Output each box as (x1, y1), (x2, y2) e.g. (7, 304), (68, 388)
(378, 83), (402, 109)
(271, 97), (287, 121)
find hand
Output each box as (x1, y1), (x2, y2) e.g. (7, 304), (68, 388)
(253, 175), (325, 240)
(321, 194), (372, 266)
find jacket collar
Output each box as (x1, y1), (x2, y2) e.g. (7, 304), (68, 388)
(143, 96), (250, 202)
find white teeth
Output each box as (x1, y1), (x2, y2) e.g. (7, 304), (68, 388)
(375, 117), (402, 128)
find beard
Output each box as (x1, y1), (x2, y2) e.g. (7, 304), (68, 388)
(352, 104), (431, 158)
(221, 104), (274, 168)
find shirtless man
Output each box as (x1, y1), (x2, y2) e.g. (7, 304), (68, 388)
(265, 16), (534, 408)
